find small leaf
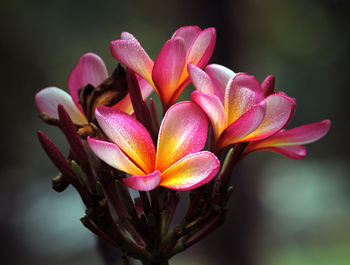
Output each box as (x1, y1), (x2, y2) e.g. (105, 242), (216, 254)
(220, 147), (234, 173)
(71, 160), (87, 185)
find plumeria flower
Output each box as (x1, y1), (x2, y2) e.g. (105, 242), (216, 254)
(110, 26), (216, 111)
(189, 63), (296, 153)
(189, 63), (331, 158)
(87, 102), (220, 191)
(35, 53), (153, 125)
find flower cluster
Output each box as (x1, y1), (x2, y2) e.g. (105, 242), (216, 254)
(35, 26), (330, 264)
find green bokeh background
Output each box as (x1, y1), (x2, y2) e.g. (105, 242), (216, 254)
(1, 0), (349, 264)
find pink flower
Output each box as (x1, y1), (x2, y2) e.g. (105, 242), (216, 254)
(87, 102), (220, 191)
(189, 63), (294, 152)
(189, 64), (330, 157)
(35, 53), (153, 125)
(110, 26), (216, 111)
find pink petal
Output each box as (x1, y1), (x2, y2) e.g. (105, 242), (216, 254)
(272, 120), (331, 146)
(160, 152), (220, 191)
(188, 63), (214, 94)
(191, 90), (227, 141)
(261, 75), (275, 96)
(87, 137), (144, 176)
(248, 120), (331, 148)
(111, 94), (133, 114)
(137, 75), (155, 99)
(110, 40), (154, 88)
(245, 144), (307, 160)
(121, 32), (139, 42)
(35, 87), (87, 125)
(123, 170), (161, 191)
(112, 76), (154, 114)
(186, 27), (216, 68)
(268, 145), (306, 160)
(95, 106), (156, 174)
(241, 93), (296, 141)
(205, 64), (236, 104)
(216, 101), (267, 151)
(68, 53), (108, 109)
(242, 119), (328, 160)
(152, 37), (187, 108)
(174, 28), (217, 94)
(225, 73), (265, 124)
(156, 101), (208, 173)
(171, 26), (201, 52)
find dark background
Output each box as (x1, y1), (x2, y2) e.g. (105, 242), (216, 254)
(1, 0), (349, 264)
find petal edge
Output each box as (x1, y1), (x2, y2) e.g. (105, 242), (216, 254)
(123, 170), (161, 191)
(160, 152), (220, 190)
(35, 87), (87, 125)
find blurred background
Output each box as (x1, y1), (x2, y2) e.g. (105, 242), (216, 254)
(1, 0), (349, 264)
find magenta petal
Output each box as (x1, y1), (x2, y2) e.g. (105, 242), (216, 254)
(188, 63), (214, 94)
(123, 170), (161, 191)
(110, 40), (154, 87)
(205, 64), (236, 104)
(160, 152), (220, 191)
(280, 120), (331, 145)
(216, 101), (267, 150)
(242, 93), (296, 141)
(242, 120), (329, 160)
(87, 137), (144, 176)
(225, 73), (265, 124)
(35, 87), (87, 125)
(95, 106), (156, 174)
(168, 28), (216, 105)
(261, 75), (275, 96)
(267, 145), (306, 160)
(246, 144), (307, 160)
(156, 101), (208, 173)
(268, 120), (331, 146)
(187, 27), (216, 68)
(152, 37), (187, 108)
(191, 90), (227, 141)
(250, 120), (331, 148)
(137, 75), (154, 99)
(68, 53), (108, 109)
(172, 26), (201, 52)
